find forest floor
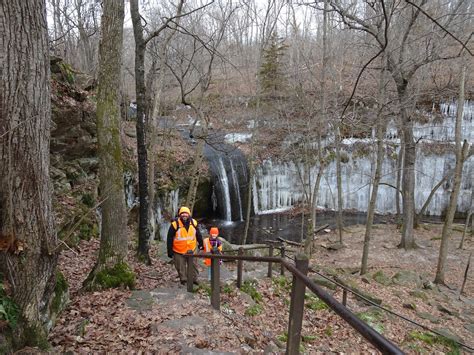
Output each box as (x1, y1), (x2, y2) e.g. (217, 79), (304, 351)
(46, 221), (473, 354)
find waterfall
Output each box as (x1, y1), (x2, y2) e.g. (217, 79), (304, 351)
(123, 170), (180, 240)
(252, 101), (473, 216)
(217, 157), (232, 220)
(124, 171), (137, 209)
(203, 141), (248, 221)
(153, 188), (180, 240)
(254, 151), (472, 216)
(230, 160), (243, 220)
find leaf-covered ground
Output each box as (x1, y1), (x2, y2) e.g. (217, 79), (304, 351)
(48, 222), (473, 353)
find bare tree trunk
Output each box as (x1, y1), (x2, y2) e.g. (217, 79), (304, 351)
(361, 62), (386, 275)
(75, 0), (96, 75)
(130, 0), (151, 264)
(186, 137), (205, 211)
(0, 0), (58, 349)
(146, 16), (181, 238)
(459, 209), (473, 250)
(395, 134), (404, 220)
(83, 0), (129, 289)
(309, 0), (329, 246)
(435, 64), (467, 284)
(335, 124), (344, 244)
(242, 111), (257, 246)
(414, 173), (451, 228)
(145, 58), (159, 241)
(398, 87), (417, 249)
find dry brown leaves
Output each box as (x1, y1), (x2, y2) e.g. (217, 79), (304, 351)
(49, 223), (473, 353)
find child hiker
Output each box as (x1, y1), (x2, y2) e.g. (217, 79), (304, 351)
(203, 227), (223, 280)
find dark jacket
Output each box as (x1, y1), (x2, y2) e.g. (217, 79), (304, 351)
(166, 217), (204, 258)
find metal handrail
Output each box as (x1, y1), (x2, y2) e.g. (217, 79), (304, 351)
(184, 253), (403, 354)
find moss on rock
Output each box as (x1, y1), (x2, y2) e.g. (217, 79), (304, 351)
(95, 262), (135, 290)
(51, 271), (69, 315)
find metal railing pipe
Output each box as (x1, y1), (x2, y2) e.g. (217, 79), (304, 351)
(282, 260), (404, 355)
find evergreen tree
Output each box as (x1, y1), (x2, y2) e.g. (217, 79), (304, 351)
(259, 32), (287, 96)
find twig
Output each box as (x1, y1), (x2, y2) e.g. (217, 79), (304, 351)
(58, 239), (79, 256)
(53, 195), (109, 252)
(405, 0), (473, 56)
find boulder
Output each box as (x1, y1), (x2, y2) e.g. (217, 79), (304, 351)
(372, 270), (393, 286)
(392, 270), (422, 288)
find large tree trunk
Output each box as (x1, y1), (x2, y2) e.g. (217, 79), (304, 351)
(0, 0), (58, 349)
(145, 58), (159, 241)
(398, 88), (417, 250)
(435, 64), (467, 284)
(84, 0), (129, 289)
(130, 0), (151, 264)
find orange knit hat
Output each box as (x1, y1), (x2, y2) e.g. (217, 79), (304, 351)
(209, 227), (219, 237)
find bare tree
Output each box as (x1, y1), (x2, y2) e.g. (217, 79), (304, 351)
(0, 0), (58, 349)
(130, 0), (212, 262)
(361, 57), (388, 275)
(48, 0), (101, 75)
(435, 61), (470, 284)
(328, 0), (470, 249)
(83, 0), (131, 289)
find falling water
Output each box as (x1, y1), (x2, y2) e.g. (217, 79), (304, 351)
(230, 160), (243, 220)
(217, 157), (232, 221)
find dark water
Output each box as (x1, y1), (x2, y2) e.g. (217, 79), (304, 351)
(200, 211), (396, 244)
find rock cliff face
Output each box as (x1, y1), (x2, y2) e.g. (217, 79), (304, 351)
(49, 58), (99, 245)
(50, 57), (97, 182)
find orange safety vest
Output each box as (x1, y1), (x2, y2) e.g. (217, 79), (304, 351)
(172, 218), (198, 254)
(203, 238), (223, 266)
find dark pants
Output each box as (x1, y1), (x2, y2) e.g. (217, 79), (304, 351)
(173, 250), (198, 283)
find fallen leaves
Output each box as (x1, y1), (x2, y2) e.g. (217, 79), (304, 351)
(49, 223), (474, 353)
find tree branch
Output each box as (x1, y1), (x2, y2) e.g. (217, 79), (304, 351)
(405, 0), (473, 56)
(143, 1), (214, 46)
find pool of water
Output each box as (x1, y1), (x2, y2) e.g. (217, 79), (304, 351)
(200, 211), (396, 244)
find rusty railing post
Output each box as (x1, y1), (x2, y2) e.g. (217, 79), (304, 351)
(211, 256), (220, 310)
(280, 246), (285, 276)
(186, 255), (194, 292)
(237, 248), (243, 288)
(267, 245), (274, 278)
(286, 254), (308, 355)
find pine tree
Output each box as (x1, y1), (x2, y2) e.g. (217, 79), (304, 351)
(259, 32), (287, 96)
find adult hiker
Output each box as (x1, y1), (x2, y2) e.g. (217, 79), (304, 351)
(167, 206), (204, 285)
(203, 227), (223, 281)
